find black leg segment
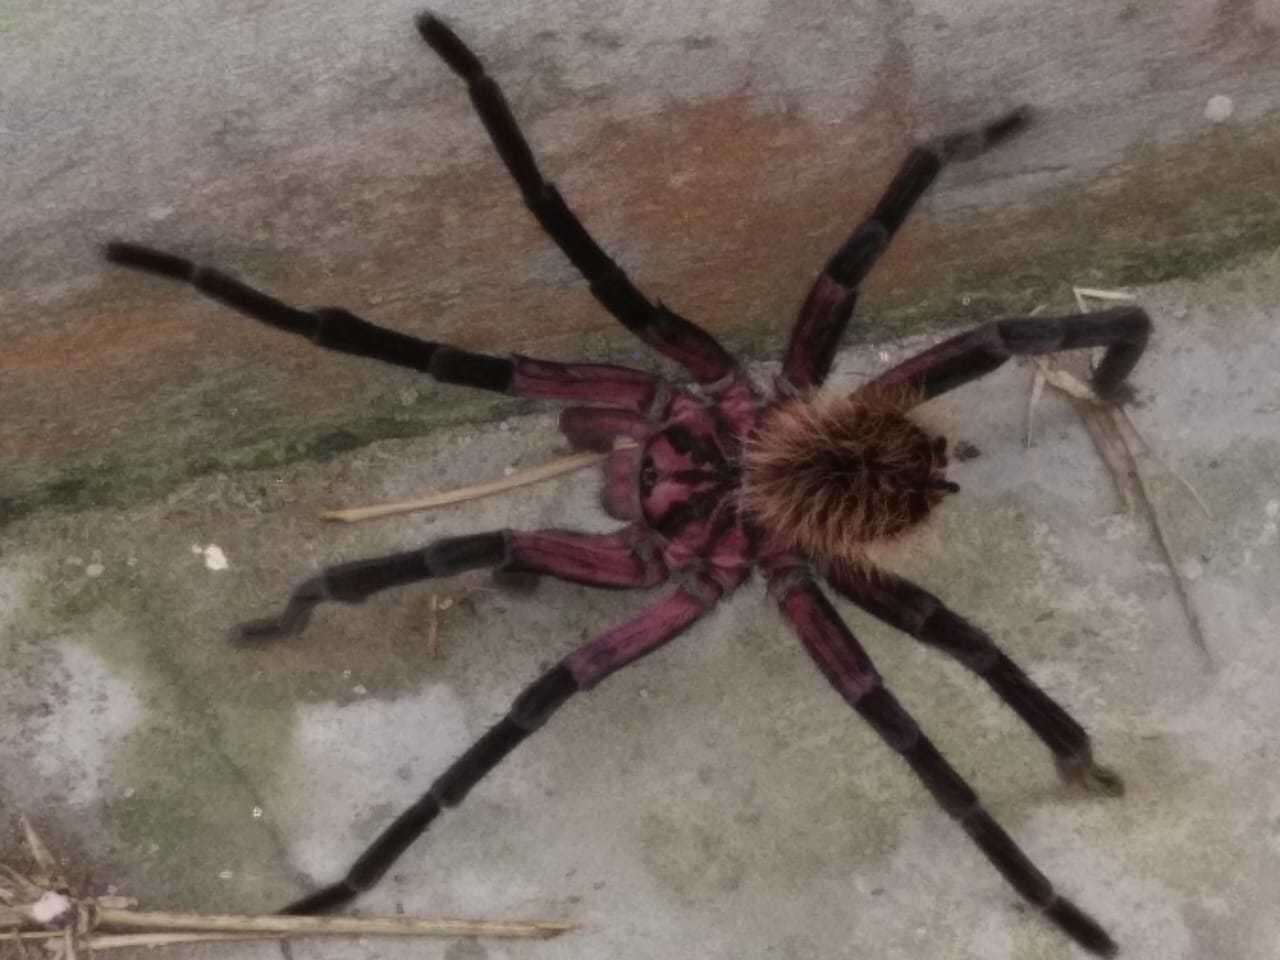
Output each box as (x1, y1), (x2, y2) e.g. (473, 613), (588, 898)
(775, 576), (1118, 957)
(234, 532), (509, 644)
(873, 107), (1030, 236)
(860, 687), (1116, 956)
(781, 108), (1031, 389)
(103, 241), (515, 392)
(830, 567), (1124, 795)
(415, 14), (735, 384)
(283, 664), (579, 914)
(871, 306), (1151, 403)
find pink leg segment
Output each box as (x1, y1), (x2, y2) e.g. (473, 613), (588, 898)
(781, 272), (859, 390)
(507, 527), (666, 588)
(773, 577), (880, 704)
(566, 586), (718, 688)
(511, 355), (660, 411)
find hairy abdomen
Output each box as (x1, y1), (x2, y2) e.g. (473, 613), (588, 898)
(742, 388), (955, 565)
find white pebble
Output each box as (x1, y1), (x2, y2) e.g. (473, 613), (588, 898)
(202, 545), (229, 571)
(86, 562), (105, 578)
(31, 891), (74, 925)
(1205, 95), (1233, 123)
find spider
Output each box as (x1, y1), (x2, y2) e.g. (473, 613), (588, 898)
(104, 11), (1151, 957)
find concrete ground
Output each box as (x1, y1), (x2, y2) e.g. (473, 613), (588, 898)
(3, 249), (1279, 959)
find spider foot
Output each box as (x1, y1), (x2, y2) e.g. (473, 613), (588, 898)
(230, 577), (328, 645)
(279, 880), (359, 915)
(1094, 378), (1140, 408)
(936, 105), (1032, 162)
(1057, 752), (1125, 797)
(1045, 895), (1119, 957)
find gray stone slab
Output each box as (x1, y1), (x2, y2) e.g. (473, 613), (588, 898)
(4, 251), (1278, 958)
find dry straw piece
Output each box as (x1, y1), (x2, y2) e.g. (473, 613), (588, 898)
(2, 817), (574, 957)
(1032, 286), (1212, 664)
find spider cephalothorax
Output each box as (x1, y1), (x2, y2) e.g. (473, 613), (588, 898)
(104, 11), (1151, 956)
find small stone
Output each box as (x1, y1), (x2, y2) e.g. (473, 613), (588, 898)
(31, 891), (74, 925)
(1205, 95), (1233, 123)
(86, 562), (105, 578)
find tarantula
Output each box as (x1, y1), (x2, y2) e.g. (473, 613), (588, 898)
(104, 11), (1150, 957)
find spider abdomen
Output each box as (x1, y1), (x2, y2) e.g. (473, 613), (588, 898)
(743, 388), (955, 564)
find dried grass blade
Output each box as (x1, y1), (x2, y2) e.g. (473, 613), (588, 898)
(322, 451), (608, 522)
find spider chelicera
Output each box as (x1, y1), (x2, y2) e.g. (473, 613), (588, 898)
(104, 11), (1151, 956)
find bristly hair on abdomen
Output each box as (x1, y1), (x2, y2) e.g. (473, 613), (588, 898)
(742, 384), (958, 568)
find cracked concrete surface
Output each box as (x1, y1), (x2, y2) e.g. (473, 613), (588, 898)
(4, 251), (1280, 959)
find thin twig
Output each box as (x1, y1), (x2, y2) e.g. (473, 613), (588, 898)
(1113, 409), (1213, 519)
(427, 592), (441, 656)
(322, 450), (611, 523)
(1077, 401), (1139, 511)
(3, 905), (573, 941)
(1109, 410), (1214, 663)
(1025, 366), (1045, 448)
(0, 869), (41, 904)
(1072, 286), (1137, 304)
(94, 908), (573, 939)
(8, 927), (32, 960)
(18, 819), (62, 892)
(1046, 286), (1211, 665)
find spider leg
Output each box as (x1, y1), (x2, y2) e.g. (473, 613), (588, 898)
(103, 241), (662, 410)
(829, 566), (1123, 795)
(781, 108), (1031, 390)
(235, 526), (666, 644)
(868, 306), (1151, 404)
(283, 580), (723, 914)
(770, 570), (1117, 957)
(416, 14), (736, 384)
